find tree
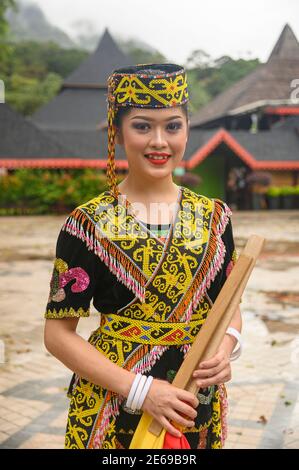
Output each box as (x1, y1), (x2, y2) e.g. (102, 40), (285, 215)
(186, 49), (211, 69)
(0, 0), (16, 71)
(0, 0), (16, 37)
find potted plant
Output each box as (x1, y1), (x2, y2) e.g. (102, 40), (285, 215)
(280, 186), (296, 210)
(266, 186), (281, 210)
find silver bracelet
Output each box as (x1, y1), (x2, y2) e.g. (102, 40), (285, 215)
(226, 327), (242, 361)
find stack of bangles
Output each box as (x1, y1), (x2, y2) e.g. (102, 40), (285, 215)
(225, 327), (243, 361)
(124, 374), (154, 413)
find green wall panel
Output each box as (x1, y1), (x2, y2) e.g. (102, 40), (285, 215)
(193, 155), (226, 199)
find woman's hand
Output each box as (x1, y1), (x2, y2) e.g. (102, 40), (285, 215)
(192, 332), (237, 389)
(141, 378), (199, 438)
(192, 348), (231, 389)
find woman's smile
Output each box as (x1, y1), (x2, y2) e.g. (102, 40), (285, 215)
(144, 152), (172, 165)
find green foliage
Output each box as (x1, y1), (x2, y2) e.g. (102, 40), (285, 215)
(267, 185), (298, 197)
(186, 69), (212, 113)
(280, 185), (297, 196)
(186, 54), (260, 102)
(266, 186), (281, 197)
(0, 0), (16, 37)
(5, 71), (62, 115)
(1, 40), (88, 114)
(205, 57), (260, 97)
(10, 41), (88, 78)
(118, 39), (167, 65)
(0, 0), (16, 64)
(0, 169), (109, 215)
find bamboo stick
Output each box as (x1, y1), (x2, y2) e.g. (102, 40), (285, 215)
(148, 234), (265, 436)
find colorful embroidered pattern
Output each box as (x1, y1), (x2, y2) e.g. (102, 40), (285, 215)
(108, 64), (188, 110)
(100, 313), (203, 346)
(61, 187), (232, 449)
(47, 257), (90, 304)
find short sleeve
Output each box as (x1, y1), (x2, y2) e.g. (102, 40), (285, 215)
(44, 226), (96, 319)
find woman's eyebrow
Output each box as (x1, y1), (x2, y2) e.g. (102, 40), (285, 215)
(130, 115), (183, 121)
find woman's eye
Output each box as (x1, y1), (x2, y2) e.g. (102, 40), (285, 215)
(132, 123), (150, 131)
(167, 122), (183, 131)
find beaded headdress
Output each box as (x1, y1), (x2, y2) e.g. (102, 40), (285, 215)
(106, 63), (189, 198)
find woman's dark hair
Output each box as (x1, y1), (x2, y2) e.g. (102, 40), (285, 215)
(114, 103), (189, 129)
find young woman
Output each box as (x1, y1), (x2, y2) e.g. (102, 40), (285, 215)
(44, 64), (242, 449)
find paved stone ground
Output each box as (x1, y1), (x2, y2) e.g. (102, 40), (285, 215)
(0, 210), (298, 449)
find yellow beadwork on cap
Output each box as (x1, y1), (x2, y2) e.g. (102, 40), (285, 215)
(113, 73), (188, 107)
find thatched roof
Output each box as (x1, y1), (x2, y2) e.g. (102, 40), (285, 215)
(190, 24), (299, 128)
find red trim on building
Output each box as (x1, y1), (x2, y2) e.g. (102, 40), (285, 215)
(188, 129), (299, 170)
(264, 107), (299, 115)
(1, 129), (299, 170)
(0, 158), (129, 170)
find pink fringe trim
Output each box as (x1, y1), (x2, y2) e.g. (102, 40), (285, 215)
(219, 383), (229, 447)
(181, 201), (232, 323)
(62, 215), (145, 303)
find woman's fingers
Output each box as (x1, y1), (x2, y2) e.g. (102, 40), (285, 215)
(193, 362), (223, 379)
(195, 370), (232, 388)
(160, 416), (182, 438)
(177, 390), (199, 410)
(174, 399), (198, 420)
(167, 409), (195, 429)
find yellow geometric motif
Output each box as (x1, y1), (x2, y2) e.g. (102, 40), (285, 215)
(114, 74), (188, 107)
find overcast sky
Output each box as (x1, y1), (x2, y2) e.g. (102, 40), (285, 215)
(27, 0), (299, 64)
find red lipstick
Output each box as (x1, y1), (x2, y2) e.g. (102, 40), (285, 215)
(144, 152), (172, 165)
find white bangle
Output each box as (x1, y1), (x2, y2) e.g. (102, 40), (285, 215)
(131, 375), (147, 411)
(226, 327), (243, 361)
(126, 373), (142, 409)
(136, 375), (154, 410)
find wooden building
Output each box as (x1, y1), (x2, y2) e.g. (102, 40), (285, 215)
(1, 26), (299, 209)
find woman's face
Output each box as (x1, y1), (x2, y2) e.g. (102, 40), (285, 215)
(116, 106), (189, 182)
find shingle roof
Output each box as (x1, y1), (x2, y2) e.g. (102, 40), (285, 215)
(190, 24), (299, 128)
(230, 129), (299, 162)
(0, 103), (74, 158)
(31, 88), (108, 131)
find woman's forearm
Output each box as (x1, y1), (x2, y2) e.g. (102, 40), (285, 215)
(45, 326), (135, 398)
(220, 305), (242, 356)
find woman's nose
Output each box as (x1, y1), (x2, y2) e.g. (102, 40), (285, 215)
(149, 128), (167, 148)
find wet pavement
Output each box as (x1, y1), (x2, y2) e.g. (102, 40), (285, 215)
(0, 210), (298, 449)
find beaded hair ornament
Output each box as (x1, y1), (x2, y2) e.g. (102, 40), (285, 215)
(106, 63), (189, 199)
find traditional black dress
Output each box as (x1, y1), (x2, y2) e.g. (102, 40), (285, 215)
(45, 186), (237, 449)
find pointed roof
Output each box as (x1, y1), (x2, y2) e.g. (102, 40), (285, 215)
(268, 24), (299, 61)
(32, 28), (132, 131)
(63, 28), (131, 87)
(191, 24), (299, 128)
